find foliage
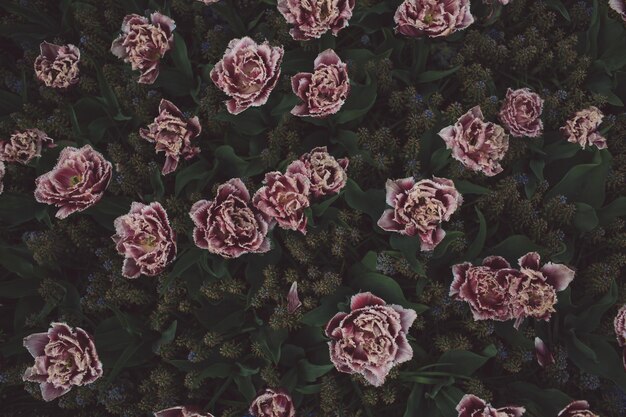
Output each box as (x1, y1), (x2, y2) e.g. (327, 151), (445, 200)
(0, 0), (626, 416)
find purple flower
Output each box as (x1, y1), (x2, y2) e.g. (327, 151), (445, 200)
(291, 49), (350, 118)
(190, 178), (271, 258)
(253, 161), (311, 234)
(112, 202), (177, 279)
(210, 37), (283, 115)
(299, 146), (348, 197)
(197, 0), (220, 4)
(499, 88), (544, 138)
(34, 42), (81, 89)
(394, 0), (474, 38)
(325, 292), (417, 386)
(377, 176), (463, 251)
(23, 322), (102, 401)
(277, 0), (355, 40)
(154, 406), (214, 417)
(456, 394), (525, 417)
(110, 12), (176, 84)
(561, 106), (607, 150)
(34, 145), (112, 219)
(438, 106), (509, 176)
(140, 99), (201, 175)
(249, 388), (295, 417)
(0, 128), (55, 165)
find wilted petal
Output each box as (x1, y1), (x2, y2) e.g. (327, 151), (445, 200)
(534, 337), (555, 367)
(287, 282), (302, 313)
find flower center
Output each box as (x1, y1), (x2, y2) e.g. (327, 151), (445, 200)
(69, 175), (82, 186)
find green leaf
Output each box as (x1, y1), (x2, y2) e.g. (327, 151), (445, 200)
(567, 332), (598, 363)
(95, 66), (129, 120)
(597, 197), (626, 225)
(487, 235), (545, 263)
(350, 270), (428, 313)
(215, 145), (265, 177)
(344, 179), (386, 222)
(175, 159), (214, 196)
(432, 231), (464, 259)
(234, 375), (256, 403)
(430, 148), (451, 173)
(311, 194), (341, 217)
(300, 288), (353, 327)
(149, 166), (165, 200)
(335, 83), (377, 124)
(565, 279), (617, 333)
(465, 207), (486, 260)
(544, 0), (570, 21)
(566, 337), (626, 391)
(453, 180), (491, 195)
(572, 202), (599, 232)
(436, 346), (496, 376)
(297, 359), (334, 383)
(198, 363), (234, 379)
(509, 382), (571, 417)
(213, 109), (269, 135)
(152, 320), (177, 354)
(416, 66), (460, 83)
(0, 193), (47, 227)
(404, 384), (425, 417)
(389, 234), (426, 275)
(252, 327), (288, 365)
(171, 33), (193, 81)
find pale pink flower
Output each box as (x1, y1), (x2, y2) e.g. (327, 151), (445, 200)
(140, 99), (201, 175)
(291, 49), (350, 118)
(378, 176), (462, 251)
(438, 106), (509, 176)
(154, 406), (214, 417)
(277, 0), (355, 40)
(557, 401), (599, 417)
(456, 394), (525, 417)
(561, 106), (607, 150)
(510, 252), (575, 329)
(450, 256), (522, 322)
(23, 322), (102, 401)
(299, 146), (348, 197)
(197, 0), (220, 4)
(0, 129), (55, 165)
(253, 161), (311, 234)
(210, 37), (283, 115)
(112, 202), (177, 279)
(34, 145), (112, 219)
(249, 388), (295, 417)
(110, 12), (175, 84)
(394, 0), (474, 38)
(34, 42), (80, 89)
(325, 292), (417, 386)
(190, 178), (271, 258)
(499, 88), (544, 138)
